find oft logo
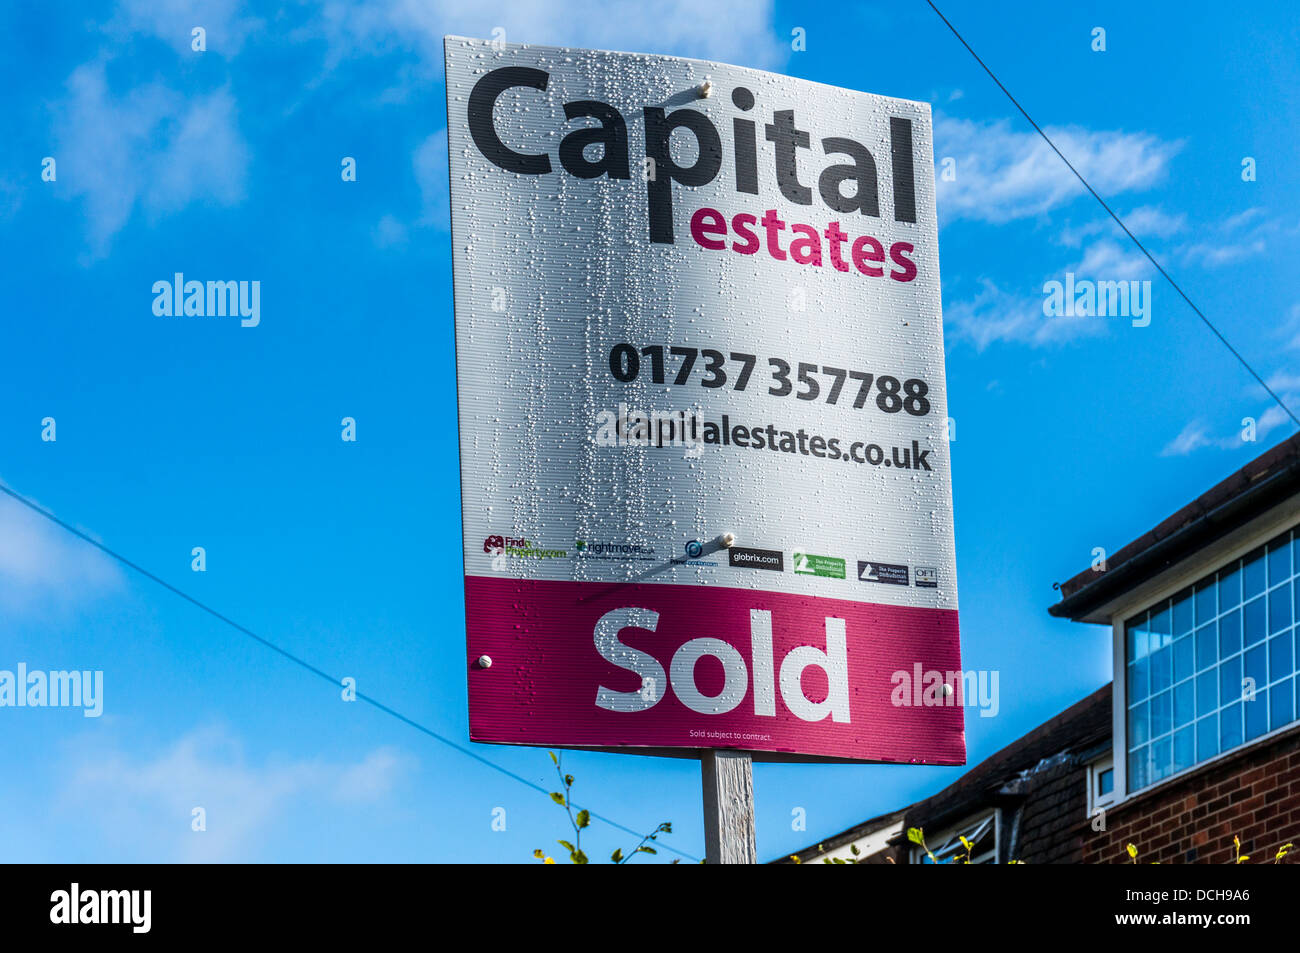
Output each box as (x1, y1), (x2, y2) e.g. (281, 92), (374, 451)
(593, 607), (849, 723)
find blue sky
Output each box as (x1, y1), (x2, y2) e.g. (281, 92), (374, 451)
(1, 0), (1298, 863)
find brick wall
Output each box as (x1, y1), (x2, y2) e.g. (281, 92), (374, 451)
(1013, 758), (1088, 863)
(1082, 726), (1300, 864)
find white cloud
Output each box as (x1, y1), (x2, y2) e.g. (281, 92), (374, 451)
(947, 232), (1157, 350)
(334, 747), (410, 802)
(1161, 370), (1300, 456)
(1253, 405), (1294, 442)
(1172, 206), (1277, 269)
(935, 116), (1179, 225)
(304, 0), (782, 73)
(372, 214), (410, 248)
(107, 0), (260, 56)
(1264, 371), (1300, 394)
(414, 128), (449, 229)
(1245, 375), (1300, 445)
(1071, 239), (1152, 281)
(0, 492), (122, 613)
(1160, 421), (1213, 457)
(1221, 207), (1265, 233)
(64, 725), (411, 861)
(51, 60), (249, 256)
(944, 278), (1107, 351)
(0, 177), (21, 222)
(1279, 304), (1300, 350)
(1178, 237), (1266, 268)
(1058, 206), (1184, 249)
(1122, 205), (1187, 238)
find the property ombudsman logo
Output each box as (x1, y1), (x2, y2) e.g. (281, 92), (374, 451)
(890, 663), (999, 718)
(152, 274), (260, 327)
(50, 883), (151, 934)
(1042, 272), (1151, 327)
(0, 663), (103, 717)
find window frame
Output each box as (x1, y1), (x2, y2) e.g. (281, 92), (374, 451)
(1086, 753), (1116, 818)
(911, 809), (999, 865)
(1106, 502), (1300, 809)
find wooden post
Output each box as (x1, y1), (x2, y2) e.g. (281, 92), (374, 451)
(701, 749), (757, 864)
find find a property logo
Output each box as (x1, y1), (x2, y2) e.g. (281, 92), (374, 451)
(481, 535), (568, 559)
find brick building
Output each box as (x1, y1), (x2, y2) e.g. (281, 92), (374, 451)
(782, 435), (1300, 864)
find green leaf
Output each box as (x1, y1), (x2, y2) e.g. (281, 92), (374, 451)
(638, 845), (658, 855)
(611, 848), (624, 863)
(906, 827), (925, 846)
(660, 822), (673, 834)
(576, 809), (590, 829)
(533, 849), (545, 859)
(572, 849), (589, 865)
(564, 774), (574, 787)
(850, 844), (861, 856)
(550, 792), (566, 806)
(557, 839), (575, 852)
(549, 751), (558, 765)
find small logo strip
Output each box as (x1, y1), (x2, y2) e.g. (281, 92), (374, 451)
(857, 560), (909, 585)
(792, 552), (846, 579)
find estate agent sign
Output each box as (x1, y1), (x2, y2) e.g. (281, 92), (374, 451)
(446, 37), (963, 764)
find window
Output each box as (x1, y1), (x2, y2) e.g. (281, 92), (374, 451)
(914, 811), (998, 864)
(1087, 754), (1116, 816)
(1124, 528), (1300, 794)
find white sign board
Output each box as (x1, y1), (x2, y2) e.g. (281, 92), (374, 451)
(446, 37), (963, 764)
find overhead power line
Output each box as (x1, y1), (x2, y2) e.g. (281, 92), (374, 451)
(0, 480), (699, 862)
(925, 0), (1300, 430)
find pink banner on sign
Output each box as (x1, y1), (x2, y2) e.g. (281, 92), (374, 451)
(465, 576), (965, 764)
